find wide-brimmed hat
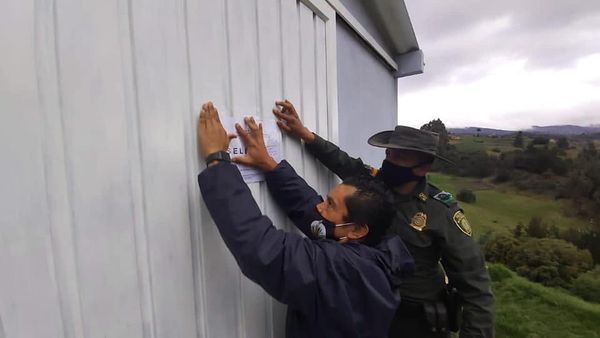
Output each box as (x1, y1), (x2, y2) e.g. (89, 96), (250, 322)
(367, 125), (454, 164)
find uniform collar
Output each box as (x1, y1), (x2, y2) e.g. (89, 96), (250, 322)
(393, 177), (428, 202)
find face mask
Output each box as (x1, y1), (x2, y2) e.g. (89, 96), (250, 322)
(377, 159), (425, 187)
(310, 218), (354, 241)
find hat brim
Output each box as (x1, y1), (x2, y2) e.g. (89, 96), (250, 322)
(368, 130), (455, 165)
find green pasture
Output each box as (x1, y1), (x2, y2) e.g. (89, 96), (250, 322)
(427, 173), (591, 238)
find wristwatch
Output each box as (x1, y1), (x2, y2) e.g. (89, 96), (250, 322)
(205, 150), (231, 165)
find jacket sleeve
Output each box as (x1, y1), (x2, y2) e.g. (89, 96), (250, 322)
(439, 207), (495, 338)
(265, 160), (324, 238)
(304, 133), (374, 179)
(198, 162), (319, 315)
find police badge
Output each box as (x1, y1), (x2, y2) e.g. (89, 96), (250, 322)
(410, 212), (427, 231)
(453, 211), (472, 237)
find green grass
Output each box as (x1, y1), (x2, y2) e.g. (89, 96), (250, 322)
(427, 173), (591, 238)
(490, 264), (600, 338)
(450, 135), (520, 154)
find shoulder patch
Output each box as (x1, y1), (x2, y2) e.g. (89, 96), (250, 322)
(452, 210), (472, 237)
(432, 191), (456, 206)
(366, 165), (379, 177)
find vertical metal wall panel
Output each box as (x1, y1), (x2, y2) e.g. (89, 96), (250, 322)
(127, 0), (198, 336)
(336, 17), (397, 166)
(280, 0), (305, 175)
(0, 1), (65, 337)
(255, 1), (289, 335)
(186, 0), (239, 337)
(0, 0), (339, 337)
(54, 0), (145, 336)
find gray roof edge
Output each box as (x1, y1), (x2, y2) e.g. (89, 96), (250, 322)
(364, 0), (420, 56)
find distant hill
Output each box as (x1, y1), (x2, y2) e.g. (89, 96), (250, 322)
(528, 125), (600, 135)
(449, 124), (600, 136)
(448, 127), (516, 136)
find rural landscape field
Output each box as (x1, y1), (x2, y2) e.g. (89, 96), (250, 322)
(422, 121), (600, 337)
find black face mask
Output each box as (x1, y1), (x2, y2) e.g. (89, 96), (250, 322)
(309, 218), (354, 240)
(377, 159), (425, 188)
(294, 198), (355, 241)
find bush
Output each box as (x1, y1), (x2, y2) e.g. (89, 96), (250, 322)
(457, 189), (476, 203)
(486, 233), (594, 288)
(484, 234), (519, 263)
(526, 217), (550, 238)
(570, 266), (600, 303)
(493, 170), (511, 183)
(508, 238), (593, 287)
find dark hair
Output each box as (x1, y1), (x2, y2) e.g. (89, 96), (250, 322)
(342, 175), (395, 246)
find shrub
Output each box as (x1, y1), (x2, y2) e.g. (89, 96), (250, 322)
(570, 266), (600, 303)
(526, 217), (550, 238)
(457, 189), (476, 203)
(508, 238), (593, 287)
(484, 234), (519, 264)
(493, 170), (511, 183)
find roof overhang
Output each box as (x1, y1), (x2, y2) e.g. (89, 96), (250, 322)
(326, 0), (424, 78)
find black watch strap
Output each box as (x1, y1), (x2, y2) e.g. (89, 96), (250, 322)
(205, 151), (231, 165)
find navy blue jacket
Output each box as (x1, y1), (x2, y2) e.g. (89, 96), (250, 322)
(198, 161), (414, 338)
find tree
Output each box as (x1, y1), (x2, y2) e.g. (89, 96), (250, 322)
(484, 234), (519, 264)
(580, 141), (598, 159)
(457, 189), (476, 203)
(557, 137), (569, 150)
(513, 222), (525, 238)
(560, 142), (600, 219)
(508, 238), (593, 287)
(526, 217), (550, 238)
(530, 137), (549, 146)
(420, 118), (449, 151)
(513, 131), (524, 148)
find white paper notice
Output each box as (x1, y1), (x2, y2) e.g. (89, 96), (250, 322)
(220, 115), (282, 183)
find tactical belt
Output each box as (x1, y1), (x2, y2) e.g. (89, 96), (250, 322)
(397, 298), (454, 333)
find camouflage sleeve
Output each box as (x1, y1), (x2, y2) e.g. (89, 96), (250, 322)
(303, 133), (374, 179)
(440, 206), (495, 338)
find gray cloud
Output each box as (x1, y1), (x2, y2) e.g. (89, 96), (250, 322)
(406, 0), (600, 80)
(400, 0), (600, 127)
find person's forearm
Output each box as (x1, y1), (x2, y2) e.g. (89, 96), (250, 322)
(445, 261), (494, 337)
(304, 133), (371, 179)
(265, 161), (322, 237)
(198, 162), (318, 311)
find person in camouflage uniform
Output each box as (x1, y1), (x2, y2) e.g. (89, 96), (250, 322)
(272, 100), (494, 338)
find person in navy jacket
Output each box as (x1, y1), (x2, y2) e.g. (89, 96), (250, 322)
(196, 102), (414, 338)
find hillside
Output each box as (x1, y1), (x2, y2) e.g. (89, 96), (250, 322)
(490, 264), (600, 338)
(448, 124), (600, 137)
(427, 173), (591, 238)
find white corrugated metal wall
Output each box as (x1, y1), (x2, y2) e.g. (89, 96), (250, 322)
(0, 0), (338, 337)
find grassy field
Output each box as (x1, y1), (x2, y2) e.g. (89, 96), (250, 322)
(427, 172), (592, 238)
(439, 134), (600, 337)
(450, 135), (519, 155)
(451, 134), (600, 160)
(490, 264), (600, 338)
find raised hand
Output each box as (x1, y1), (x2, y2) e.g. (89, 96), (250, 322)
(232, 116), (278, 172)
(197, 101), (236, 159)
(273, 100), (315, 143)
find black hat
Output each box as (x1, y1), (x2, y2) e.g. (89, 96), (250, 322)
(367, 125), (454, 164)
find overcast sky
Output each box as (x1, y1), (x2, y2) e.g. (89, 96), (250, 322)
(398, 0), (600, 130)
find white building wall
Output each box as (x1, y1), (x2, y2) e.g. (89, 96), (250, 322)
(0, 0), (338, 337)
